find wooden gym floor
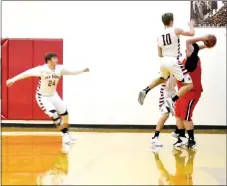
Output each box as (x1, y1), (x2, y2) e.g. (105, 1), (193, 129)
(2, 128), (226, 185)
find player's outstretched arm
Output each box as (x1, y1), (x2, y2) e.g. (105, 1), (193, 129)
(61, 67), (89, 75)
(175, 20), (195, 36)
(6, 66), (41, 87)
(186, 36), (207, 56)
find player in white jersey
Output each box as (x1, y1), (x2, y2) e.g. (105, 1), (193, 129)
(6, 52), (89, 153)
(138, 13), (195, 115)
(151, 75), (177, 147)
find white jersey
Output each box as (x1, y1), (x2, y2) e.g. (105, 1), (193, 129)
(157, 27), (180, 58)
(11, 64), (84, 96)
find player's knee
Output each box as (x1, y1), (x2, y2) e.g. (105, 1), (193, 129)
(159, 77), (167, 83)
(49, 110), (61, 126)
(60, 110), (68, 116)
(184, 82), (194, 90)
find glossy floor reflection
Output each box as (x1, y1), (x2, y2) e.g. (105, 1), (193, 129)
(2, 131), (226, 185)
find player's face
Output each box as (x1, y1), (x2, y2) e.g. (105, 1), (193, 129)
(170, 20), (173, 26)
(50, 57), (58, 66)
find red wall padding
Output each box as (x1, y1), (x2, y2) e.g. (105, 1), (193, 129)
(32, 39), (63, 120)
(1, 39), (9, 119)
(8, 39), (34, 120)
(1, 38), (63, 120)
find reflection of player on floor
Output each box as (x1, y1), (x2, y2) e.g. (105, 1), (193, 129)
(171, 35), (212, 148)
(6, 53), (89, 153)
(153, 148), (196, 185)
(36, 153), (68, 185)
(138, 13), (195, 115)
(151, 75), (177, 147)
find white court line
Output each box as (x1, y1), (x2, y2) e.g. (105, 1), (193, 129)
(2, 132), (61, 136)
(1, 120), (52, 124)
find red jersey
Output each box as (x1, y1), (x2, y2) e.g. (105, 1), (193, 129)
(177, 43), (203, 98)
(177, 58), (203, 98)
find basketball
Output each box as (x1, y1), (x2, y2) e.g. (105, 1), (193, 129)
(204, 34), (217, 48)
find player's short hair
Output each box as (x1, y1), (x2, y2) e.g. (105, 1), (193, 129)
(45, 52), (57, 63)
(162, 13), (174, 26)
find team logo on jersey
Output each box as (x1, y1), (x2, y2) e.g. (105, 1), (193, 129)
(45, 75), (60, 80)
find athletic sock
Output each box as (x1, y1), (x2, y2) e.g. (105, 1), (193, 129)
(187, 129), (194, 140)
(154, 131), (160, 137)
(143, 86), (151, 94)
(61, 128), (68, 134)
(172, 95), (179, 102)
(179, 129), (186, 137)
(175, 126), (180, 134)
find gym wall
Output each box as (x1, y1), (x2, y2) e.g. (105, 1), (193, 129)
(2, 1), (226, 126)
(1, 39), (63, 120)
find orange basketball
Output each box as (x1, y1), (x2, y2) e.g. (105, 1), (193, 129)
(204, 34), (217, 48)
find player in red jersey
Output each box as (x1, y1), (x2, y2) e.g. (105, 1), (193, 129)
(172, 35), (210, 148)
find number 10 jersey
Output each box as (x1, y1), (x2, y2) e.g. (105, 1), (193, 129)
(157, 27), (180, 58)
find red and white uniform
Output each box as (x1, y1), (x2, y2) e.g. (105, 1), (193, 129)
(159, 75), (177, 114)
(11, 64), (83, 117)
(157, 27), (192, 83)
(175, 43), (203, 121)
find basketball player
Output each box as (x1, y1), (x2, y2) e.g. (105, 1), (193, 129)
(6, 52), (89, 153)
(138, 13), (195, 115)
(172, 35), (209, 148)
(151, 75), (177, 147)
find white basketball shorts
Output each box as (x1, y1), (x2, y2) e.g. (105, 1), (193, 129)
(160, 56), (192, 83)
(35, 93), (67, 117)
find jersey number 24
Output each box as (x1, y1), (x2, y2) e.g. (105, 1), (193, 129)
(48, 80), (56, 87)
(162, 33), (172, 46)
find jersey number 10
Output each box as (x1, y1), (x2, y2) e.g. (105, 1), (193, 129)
(48, 80), (56, 87)
(162, 34), (172, 46)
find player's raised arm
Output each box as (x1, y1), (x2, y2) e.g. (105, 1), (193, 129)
(157, 37), (163, 57)
(185, 36), (209, 56)
(61, 66), (89, 75)
(175, 20), (195, 36)
(6, 66), (41, 87)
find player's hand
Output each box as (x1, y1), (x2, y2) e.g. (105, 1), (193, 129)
(202, 34), (210, 41)
(83, 68), (89, 72)
(6, 79), (15, 87)
(188, 19), (195, 27)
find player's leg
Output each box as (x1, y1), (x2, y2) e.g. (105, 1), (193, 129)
(170, 61), (193, 98)
(173, 117), (187, 147)
(35, 94), (61, 126)
(36, 94), (71, 153)
(51, 94), (76, 142)
(171, 125), (180, 138)
(151, 92), (170, 146)
(138, 64), (169, 105)
(151, 113), (169, 147)
(165, 60), (193, 115)
(183, 98), (200, 148)
(172, 99), (188, 147)
(171, 97), (181, 138)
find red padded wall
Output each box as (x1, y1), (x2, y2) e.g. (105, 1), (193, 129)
(1, 39), (9, 119)
(7, 39), (33, 120)
(1, 38), (63, 120)
(32, 39), (63, 119)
